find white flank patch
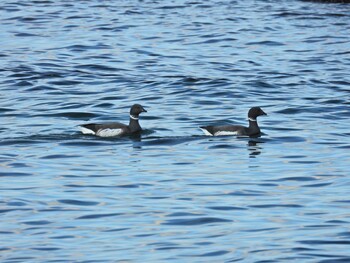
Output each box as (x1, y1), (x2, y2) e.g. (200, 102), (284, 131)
(214, 130), (238, 136)
(96, 128), (123, 137)
(200, 128), (213, 136)
(79, 126), (96, 135)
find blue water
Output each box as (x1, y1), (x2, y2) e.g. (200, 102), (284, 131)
(1, 0), (350, 262)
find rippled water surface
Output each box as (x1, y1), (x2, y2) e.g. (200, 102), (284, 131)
(1, 0), (350, 262)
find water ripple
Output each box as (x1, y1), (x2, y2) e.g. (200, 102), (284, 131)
(1, 0), (350, 262)
(162, 217), (232, 226)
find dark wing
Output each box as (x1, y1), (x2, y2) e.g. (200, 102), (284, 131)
(79, 122), (129, 136)
(200, 125), (247, 136)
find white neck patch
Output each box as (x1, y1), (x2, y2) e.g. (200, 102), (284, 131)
(249, 117), (257, 122)
(130, 115), (139, 120)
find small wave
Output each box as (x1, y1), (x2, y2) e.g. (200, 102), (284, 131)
(76, 213), (122, 220)
(299, 240), (350, 245)
(22, 220), (52, 225)
(58, 199), (99, 206)
(272, 176), (317, 182)
(198, 250), (230, 257)
(0, 172), (32, 177)
(14, 32), (40, 37)
(302, 182), (333, 188)
(74, 64), (120, 72)
(47, 80), (82, 86)
(249, 204), (303, 208)
(246, 40), (285, 46)
(207, 206), (247, 211)
(0, 107), (15, 113)
(31, 247), (60, 251)
(33, 112), (98, 119)
(162, 217), (232, 226)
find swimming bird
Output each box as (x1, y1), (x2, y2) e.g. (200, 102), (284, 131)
(200, 107), (267, 137)
(79, 104), (147, 137)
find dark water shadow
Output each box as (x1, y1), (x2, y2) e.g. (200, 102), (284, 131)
(0, 129), (302, 155)
(1, 131), (270, 150)
(247, 139), (265, 157)
(132, 134), (206, 148)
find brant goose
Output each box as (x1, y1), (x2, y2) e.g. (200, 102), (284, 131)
(79, 104), (147, 137)
(200, 107), (267, 137)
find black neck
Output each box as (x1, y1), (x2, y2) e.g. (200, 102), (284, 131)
(129, 115), (142, 132)
(248, 119), (260, 135)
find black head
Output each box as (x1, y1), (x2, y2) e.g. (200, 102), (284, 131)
(248, 107), (267, 119)
(130, 104), (147, 116)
